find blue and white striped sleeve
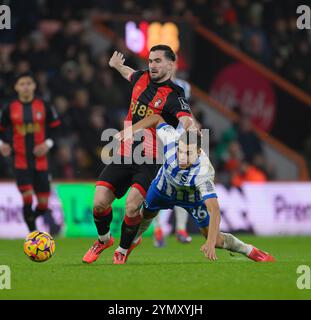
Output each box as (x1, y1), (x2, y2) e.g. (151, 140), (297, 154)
(196, 178), (218, 202)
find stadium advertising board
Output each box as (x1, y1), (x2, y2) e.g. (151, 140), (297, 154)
(218, 183), (311, 235)
(0, 183), (63, 238)
(0, 182), (311, 238)
(56, 183), (153, 238)
(0, 183), (153, 238)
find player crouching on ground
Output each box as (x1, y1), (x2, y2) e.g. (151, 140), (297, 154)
(116, 114), (275, 263)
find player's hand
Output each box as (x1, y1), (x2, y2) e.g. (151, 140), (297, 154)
(109, 51), (125, 69)
(200, 243), (217, 261)
(0, 143), (11, 157)
(33, 142), (49, 157)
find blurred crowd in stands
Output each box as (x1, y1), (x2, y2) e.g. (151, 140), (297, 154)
(2, 0), (306, 183)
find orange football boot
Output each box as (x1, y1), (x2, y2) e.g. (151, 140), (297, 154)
(82, 237), (114, 264)
(113, 250), (127, 264)
(248, 247), (276, 262)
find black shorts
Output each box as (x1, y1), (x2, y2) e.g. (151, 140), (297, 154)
(15, 169), (51, 194)
(97, 161), (160, 199)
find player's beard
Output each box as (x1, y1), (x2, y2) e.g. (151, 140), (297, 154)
(150, 70), (169, 83)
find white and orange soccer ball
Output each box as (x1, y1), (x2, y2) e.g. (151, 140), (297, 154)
(24, 231), (55, 262)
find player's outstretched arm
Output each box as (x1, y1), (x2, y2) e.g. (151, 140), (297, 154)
(200, 198), (221, 261)
(109, 51), (136, 81)
(132, 114), (165, 132)
(115, 114), (165, 141)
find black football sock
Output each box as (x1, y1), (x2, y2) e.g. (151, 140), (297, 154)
(93, 207), (113, 243)
(23, 204), (36, 232)
(35, 207), (61, 236)
(119, 215), (142, 250)
(34, 207), (49, 218)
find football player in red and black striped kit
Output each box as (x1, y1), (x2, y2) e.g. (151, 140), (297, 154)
(83, 45), (195, 264)
(0, 73), (60, 233)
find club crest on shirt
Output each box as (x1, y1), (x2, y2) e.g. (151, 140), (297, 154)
(181, 174), (187, 183)
(36, 111), (42, 120)
(154, 98), (162, 108)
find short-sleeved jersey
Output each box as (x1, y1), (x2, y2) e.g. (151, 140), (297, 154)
(153, 123), (217, 206)
(120, 70), (192, 159)
(0, 97), (60, 170)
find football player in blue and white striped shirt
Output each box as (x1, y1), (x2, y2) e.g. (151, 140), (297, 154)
(118, 114), (275, 262)
(153, 64), (193, 246)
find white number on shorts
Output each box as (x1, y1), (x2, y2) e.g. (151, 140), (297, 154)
(191, 206), (208, 221)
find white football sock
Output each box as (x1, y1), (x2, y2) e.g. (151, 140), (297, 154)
(116, 246), (128, 255)
(175, 206), (188, 231)
(221, 233), (253, 256)
(98, 231), (110, 244)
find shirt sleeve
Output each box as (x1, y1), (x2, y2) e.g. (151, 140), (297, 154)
(164, 90), (192, 119)
(0, 105), (11, 133)
(196, 176), (218, 201)
(129, 70), (145, 85)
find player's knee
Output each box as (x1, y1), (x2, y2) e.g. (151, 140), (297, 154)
(22, 191), (33, 206)
(125, 203), (138, 217)
(93, 200), (110, 213)
(125, 200), (140, 217)
(94, 187), (113, 212)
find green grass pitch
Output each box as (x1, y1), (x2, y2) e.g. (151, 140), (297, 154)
(1, 235), (311, 300)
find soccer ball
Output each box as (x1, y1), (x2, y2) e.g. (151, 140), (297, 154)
(24, 231), (55, 262)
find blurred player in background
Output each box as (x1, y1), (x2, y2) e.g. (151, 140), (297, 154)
(0, 73), (60, 233)
(82, 45), (196, 265)
(153, 59), (192, 247)
(123, 114), (275, 263)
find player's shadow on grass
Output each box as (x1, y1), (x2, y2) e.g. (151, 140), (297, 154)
(64, 261), (219, 267)
(63, 255), (250, 267)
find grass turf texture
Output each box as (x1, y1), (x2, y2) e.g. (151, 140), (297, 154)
(0, 235), (311, 300)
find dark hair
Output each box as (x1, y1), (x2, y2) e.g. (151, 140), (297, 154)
(179, 130), (201, 149)
(150, 45), (176, 61)
(14, 72), (36, 84)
